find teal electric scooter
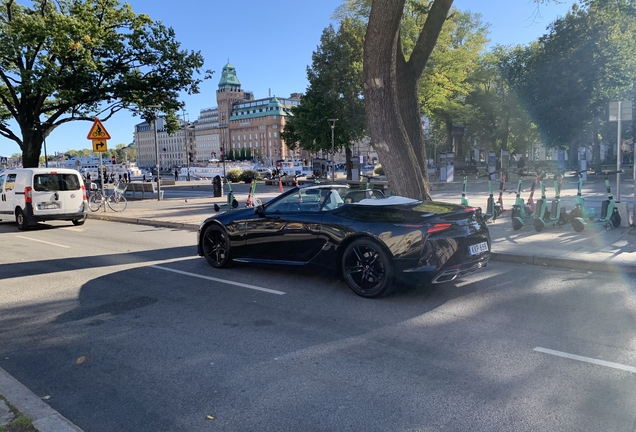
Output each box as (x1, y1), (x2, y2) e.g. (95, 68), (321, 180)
(214, 181), (239, 212)
(533, 172), (568, 231)
(477, 170), (502, 222)
(461, 171), (469, 206)
(511, 172), (540, 230)
(568, 170), (597, 232)
(571, 170), (622, 231)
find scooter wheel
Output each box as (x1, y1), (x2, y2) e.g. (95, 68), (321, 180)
(534, 218), (544, 232)
(611, 211), (621, 228)
(572, 219), (585, 232)
(231, 199), (239, 209)
(512, 218), (523, 231)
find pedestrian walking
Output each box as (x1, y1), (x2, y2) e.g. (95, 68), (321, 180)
(174, 169), (179, 181)
(517, 155), (525, 174)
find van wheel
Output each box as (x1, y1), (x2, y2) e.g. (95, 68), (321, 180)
(15, 208), (29, 231)
(72, 215), (87, 226)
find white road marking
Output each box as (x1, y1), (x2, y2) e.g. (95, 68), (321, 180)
(15, 236), (70, 249)
(151, 265), (286, 295)
(534, 347), (636, 373)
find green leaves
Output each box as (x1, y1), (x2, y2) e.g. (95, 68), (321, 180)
(281, 18), (367, 155)
(0, 0), (208, 167)
(504, 0), (636, 150)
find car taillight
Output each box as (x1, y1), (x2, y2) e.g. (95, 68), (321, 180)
(24, 186), (32, 203)
(463, 207), (479, 213)
(427, 223), (452, 234)
(81, 184), (87, 201)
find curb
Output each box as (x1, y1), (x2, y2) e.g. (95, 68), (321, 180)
(87, 213), (636, 276)
(490, 252), (636, 274)
(87, 213), (199, 231)
(0, 366), (83, 432)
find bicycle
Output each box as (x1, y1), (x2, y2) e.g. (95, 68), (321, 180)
(88, 180), (128, 212)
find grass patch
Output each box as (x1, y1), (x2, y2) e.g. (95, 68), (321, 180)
(0, 396), (38, 432)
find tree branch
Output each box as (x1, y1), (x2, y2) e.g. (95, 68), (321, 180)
(406, 0), (454, 77)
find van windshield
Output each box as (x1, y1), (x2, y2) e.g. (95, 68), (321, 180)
(34, 174), (81, 192)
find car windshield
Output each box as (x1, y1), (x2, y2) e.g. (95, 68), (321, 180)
(266, 187), (346, 213)
(34, 173), (81, 192)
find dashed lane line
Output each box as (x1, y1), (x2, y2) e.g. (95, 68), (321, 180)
(534, 347), (636, 373)
(151, 265), (286, 295)
(15, 235), (70, 249)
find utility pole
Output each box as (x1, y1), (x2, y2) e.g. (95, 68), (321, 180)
(182, 107), (190, 181)
(327, 119), (338, 182)
(147, 105), (162, 201)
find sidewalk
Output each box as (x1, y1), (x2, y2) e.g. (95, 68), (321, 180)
(89, 179), (636, 275)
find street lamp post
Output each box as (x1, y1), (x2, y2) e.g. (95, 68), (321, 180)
(146, 105), (162, 201)
(187, 138), (192, 181)
(327, 119), (337, 182)
(182, 108), (191, 181)
(221, 142), (226, 180)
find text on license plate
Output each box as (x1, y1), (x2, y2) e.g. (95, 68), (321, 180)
(38, 203), (59, 210)
(469, 241), (489, 256)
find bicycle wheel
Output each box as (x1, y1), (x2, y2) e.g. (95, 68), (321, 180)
(107, 193), (127, 212)
(88, 193), (104, 211)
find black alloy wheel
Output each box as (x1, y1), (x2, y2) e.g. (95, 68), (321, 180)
(341, 238), (395, 298)
(202, 224), (232, 268)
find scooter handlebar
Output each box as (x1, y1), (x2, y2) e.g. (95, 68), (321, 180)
(477, 170), (502, 179)
(603, 170), (623, 175)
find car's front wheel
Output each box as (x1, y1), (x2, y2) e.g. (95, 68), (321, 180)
(341, 238), (395, 298)
(202, 224), (232, 268)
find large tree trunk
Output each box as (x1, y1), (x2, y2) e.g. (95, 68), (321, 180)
(20, 125), (44, 168)
(363, 0), (453, 200)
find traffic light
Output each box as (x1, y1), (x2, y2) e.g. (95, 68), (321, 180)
(188, 152), (194, 163)
(111, 155), (116, 164)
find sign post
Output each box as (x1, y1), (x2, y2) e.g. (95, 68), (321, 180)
(87, 120), (111, 211)
(609, 101), (633, 225)
(609, 101), (632, 201)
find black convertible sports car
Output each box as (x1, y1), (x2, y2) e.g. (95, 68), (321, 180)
(197, 184), (491, 298)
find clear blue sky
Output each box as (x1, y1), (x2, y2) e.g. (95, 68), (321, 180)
(0, 0), (573, 158)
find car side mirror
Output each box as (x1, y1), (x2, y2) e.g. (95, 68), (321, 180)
(255, 203), (265, 216)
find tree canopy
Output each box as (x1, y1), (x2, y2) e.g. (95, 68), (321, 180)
(502, 0), (636, 170)
(0, 0), (211, 167)
(280, 18), (367, 178)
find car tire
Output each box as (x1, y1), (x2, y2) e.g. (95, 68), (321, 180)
(15, 208), (29, 231)
(72, 214), (87, 226)
(202, 224), (233, 268)
(341, 238), (395, 298)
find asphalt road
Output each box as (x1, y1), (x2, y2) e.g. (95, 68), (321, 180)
(1, 219), (635, 431)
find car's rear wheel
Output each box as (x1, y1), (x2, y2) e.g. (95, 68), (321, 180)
(72, 214), (87, 226)
(15, 208), (29, 231)
(341, 238), (394, 298)
(202, 224), (232, 268)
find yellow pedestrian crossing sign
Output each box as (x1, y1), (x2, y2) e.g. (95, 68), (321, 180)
(87, 119), (111, 140)
(92, 140), (108, 152)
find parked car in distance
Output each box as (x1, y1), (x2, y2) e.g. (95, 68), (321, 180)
(0, 167), (88, 230)
(197, 184), (491, 298)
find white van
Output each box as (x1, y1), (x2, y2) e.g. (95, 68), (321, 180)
(0, 167), (88, 230)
